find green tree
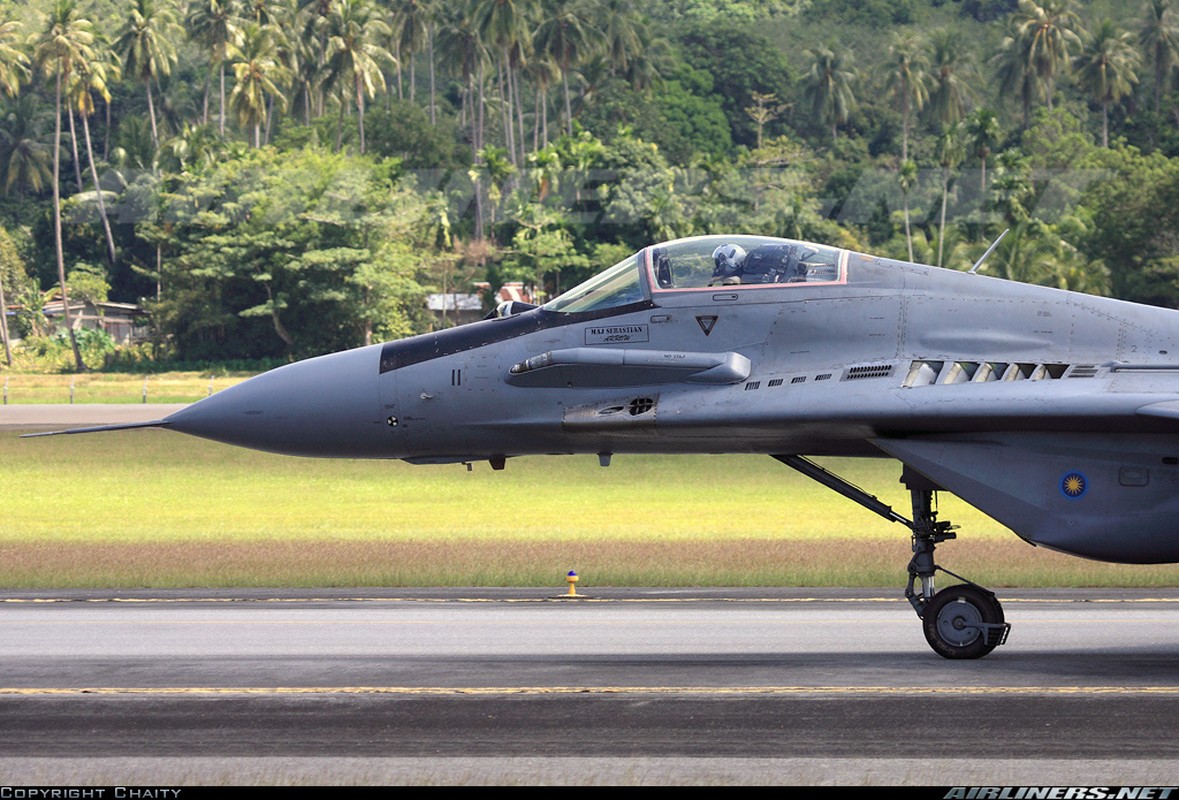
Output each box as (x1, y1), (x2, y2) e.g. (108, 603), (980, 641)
(319, 0), (394, 155)
(1081, 144), (1179, 306)
(935, 123), (965, 267)
(803, 44), (856, 143)
(1139, 0), (1179, 114)
(994, 19), (1039, 130)
(34, 0), (96, 372)
(392, 0), (433, 106)
(67, 38), (120, 265)
(0, 224), (28, 366)
(229, 23), (287, 147)
(965, 107), (1001, 208)
(1012, 0), (1083, 112)
(536, 0), (604, 137)
(927, 29), (970, 130)
(186, 0), (244, 136)
(116, 0), (182, 149)
(157, 147), (440, 359)
(0, 15), (29, 98)
(0, 95), (52, 195)
(1074, 19), (1140, 148)
(885, 32), (928, 163)
(899, 157), (918, 261)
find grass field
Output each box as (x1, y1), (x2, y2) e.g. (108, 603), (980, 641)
(0, 371), (251, 405)
(5, 427), (1179, 589)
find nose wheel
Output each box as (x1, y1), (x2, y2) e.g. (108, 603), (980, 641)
(772, 455), (1012, 659)
(922, 584), (1008, 659)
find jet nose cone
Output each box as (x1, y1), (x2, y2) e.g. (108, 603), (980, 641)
(165, 345), (391, 457)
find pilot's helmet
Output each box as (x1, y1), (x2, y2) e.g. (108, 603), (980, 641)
(712, 243), (747, 276)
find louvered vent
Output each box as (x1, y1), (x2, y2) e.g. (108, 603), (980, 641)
(843, 365), (893, 381)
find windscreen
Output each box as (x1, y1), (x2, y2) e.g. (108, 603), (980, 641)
(543, 253), (645, 313)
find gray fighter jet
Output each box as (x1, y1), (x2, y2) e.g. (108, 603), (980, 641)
(33, 234), (1179, 658)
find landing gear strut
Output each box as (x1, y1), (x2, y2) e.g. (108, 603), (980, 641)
(772, 455), (1011, 659)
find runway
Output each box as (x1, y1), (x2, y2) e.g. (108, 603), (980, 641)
(3, 588), (1179, 785)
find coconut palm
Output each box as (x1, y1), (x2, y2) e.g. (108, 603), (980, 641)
(67, 39), (120, 265)
(535, 0), (603, 137)
(899, 157), (918, 262)
(0, 95), (52, 194)
(1074, 19), (1140, 147)
(116, 0), (181, 149)
(34, 0), (95, 371)
(318, 0), (393, 154)
(187, 0), (244, 136)
(0, 16), (29, 98)
(927, 29), (970, 130)
(936, 123), (965, 268)
(393, 0), (433, 106)
(993, 20), (1039, 130)
(1139, 0), (1179, 113)
(803, 44), (856, 143)
(1012, 0), (1083, 111)
(964, 107), (1001, 204)
(473, 0), (538, 165)
(437, 3), (485, 142)
(229, 22), (288, 147)
(601, 0), (644, 78)
(885, 32), (928, 162)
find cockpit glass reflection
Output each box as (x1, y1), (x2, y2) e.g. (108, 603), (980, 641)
(543, 254), (644, 313)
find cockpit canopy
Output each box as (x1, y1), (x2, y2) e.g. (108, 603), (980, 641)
(543, 235), (846, 314)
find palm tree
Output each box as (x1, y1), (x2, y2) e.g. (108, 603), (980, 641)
(964, 108), (1001, 205)
(899, 158), (918, 262)
(1012, 0), (1083, 111)
(393, 0), (432, 106)
(927, 30), (970, 130)
(0, 95), (52, 194)
(1075, 19), (1140, 147)
(601, 0), (644, 78)
(1139, 0), (1179, 113)
(116, 0), (181, 149)
(319, 0), (393, 154)
(535, 0), (603, 137)
(229, 23), (287, 146)
(803, 44), (856, 143)
(936, 123), (964, 268)
(473, 0), (536, 165)
(34, 0), (95, 372)
(186, 0), (244, 136)
(885, 32), (928, 163)
(436, 3), (483, 139)
(524, 51), (559, 148)
(993, 20), (1038, 130)
(0, 16), (29, 98)
(67, 38), (120, 265)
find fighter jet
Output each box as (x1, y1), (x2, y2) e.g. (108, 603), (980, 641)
(31, 234), (1179, 658)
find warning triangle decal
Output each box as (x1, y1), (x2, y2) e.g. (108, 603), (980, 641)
(696, 315), (718, 336)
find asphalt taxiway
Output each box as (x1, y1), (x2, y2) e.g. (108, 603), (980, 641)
(3, 588), (1179, 785)
(4, 409), (1178, 784)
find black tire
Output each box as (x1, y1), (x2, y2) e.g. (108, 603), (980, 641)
(921, 584), (1005, 660)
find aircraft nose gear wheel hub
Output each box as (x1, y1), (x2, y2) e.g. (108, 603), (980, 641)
(922, 584), (1009, 660)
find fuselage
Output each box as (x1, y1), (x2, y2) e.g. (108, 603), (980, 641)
(166, 234), (1179, 462)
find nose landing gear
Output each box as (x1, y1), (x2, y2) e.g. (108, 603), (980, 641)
(772, 455), (1011, 659)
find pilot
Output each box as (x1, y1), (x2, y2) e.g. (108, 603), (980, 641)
(709, 243), (747, 286)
